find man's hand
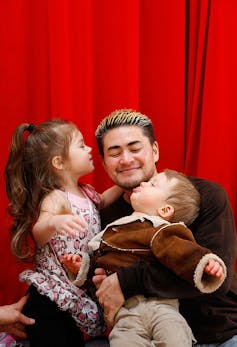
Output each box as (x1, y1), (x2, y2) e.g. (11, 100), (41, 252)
(92, 268), (107, 289)
(0, 296), (35, 339)
(93, 269), (125, 326)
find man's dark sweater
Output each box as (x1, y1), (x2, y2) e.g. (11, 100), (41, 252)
(100, 177), (237, 344)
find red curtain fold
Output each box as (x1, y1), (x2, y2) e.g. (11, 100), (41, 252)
(185, 0), (211, 168)
(184, 0), (237, 218)
(139, 0), (186, 173)
(0, 0), (236, 305)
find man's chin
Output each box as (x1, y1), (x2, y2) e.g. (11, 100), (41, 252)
(117, 181), (141, 191)
(113, 171), (155, 190)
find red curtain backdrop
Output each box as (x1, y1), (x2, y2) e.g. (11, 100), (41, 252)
(185, 0), (237, 213)
(0, 0), (236, 305)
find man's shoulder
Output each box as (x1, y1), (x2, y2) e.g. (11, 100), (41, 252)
(187, 176), (227, 200)
(100, 195), (133, 228)
(187, 176), (231, 229)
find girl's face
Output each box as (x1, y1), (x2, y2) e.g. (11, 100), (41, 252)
(66, 130), (94, 179)
(130, 172), (177, 215)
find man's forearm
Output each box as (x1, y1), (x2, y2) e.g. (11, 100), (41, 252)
(117, 259), (202, 300)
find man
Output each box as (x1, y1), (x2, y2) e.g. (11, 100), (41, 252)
(93, 109), (237, 346)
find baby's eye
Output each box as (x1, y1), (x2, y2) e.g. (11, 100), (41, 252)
(150, 182), (155, 187)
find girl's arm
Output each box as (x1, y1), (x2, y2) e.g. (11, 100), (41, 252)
(33, 191), (86, 246)
(99, 185), (123, 209)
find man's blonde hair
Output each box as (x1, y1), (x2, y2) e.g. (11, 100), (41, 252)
(95, 109), (156, 156)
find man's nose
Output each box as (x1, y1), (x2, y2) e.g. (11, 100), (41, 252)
(119, 151), (134, 164)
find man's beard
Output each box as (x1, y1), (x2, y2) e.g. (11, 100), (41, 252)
(117, 176), (152, 191)
(119, 183), (139, 190)
(112, 166), (157, 190)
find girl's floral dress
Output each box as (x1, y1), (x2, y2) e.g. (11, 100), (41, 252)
(20, 184), (105, 336)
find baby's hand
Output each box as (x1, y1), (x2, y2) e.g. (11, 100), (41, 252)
(54, 214), (87, 237)
(60, 253), (82, 274)
(204, 259), (224, 281)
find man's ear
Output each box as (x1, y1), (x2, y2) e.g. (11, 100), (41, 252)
(153, 141), (159, 163)
(158, 204), (174, 220)
(51, 156), (64, 170)
(101, 157), (107, 170)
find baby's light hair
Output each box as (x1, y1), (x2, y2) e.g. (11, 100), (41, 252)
(163, 169), (200, 225)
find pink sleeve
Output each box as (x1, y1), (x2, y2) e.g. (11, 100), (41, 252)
(80, 183), (101, 207)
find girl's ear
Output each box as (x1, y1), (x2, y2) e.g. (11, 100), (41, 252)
(158, 204), (174, 220)
(51, 156), (64, 170)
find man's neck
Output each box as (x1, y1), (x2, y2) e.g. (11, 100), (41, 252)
(123, 191), (132, 204)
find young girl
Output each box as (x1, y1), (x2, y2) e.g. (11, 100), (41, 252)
(5, 119), (121, 347)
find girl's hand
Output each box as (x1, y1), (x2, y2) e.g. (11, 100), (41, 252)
(60, 253), (82, 274)
(54, 214), (87, 237)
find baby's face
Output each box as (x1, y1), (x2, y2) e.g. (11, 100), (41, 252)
(130, 172), (176, 215)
